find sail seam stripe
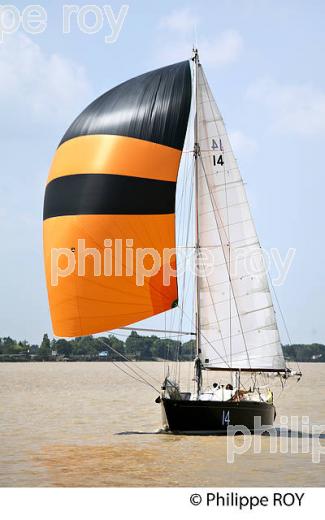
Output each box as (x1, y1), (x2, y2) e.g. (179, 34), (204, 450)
(200, 324), (278, 342)
(201, 250), (229, 361)
(207, 340), (281, 361)
(43, 173), (176, 219)
(199, 200), (248, 213)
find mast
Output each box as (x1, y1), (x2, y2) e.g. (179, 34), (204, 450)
(193, 48), (202, 396)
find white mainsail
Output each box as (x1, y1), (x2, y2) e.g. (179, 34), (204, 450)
(196, 64), (285, 371)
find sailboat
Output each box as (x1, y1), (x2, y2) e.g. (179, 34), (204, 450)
(43, 50), (301, 433)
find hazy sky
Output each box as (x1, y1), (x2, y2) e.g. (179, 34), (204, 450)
(0, 0), (324, 344)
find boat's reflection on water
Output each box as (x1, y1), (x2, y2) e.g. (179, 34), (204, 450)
(116, 428), (325, 438)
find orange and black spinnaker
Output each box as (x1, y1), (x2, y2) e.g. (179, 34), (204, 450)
(43, 61), (192, 337)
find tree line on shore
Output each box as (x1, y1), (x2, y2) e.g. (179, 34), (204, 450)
(0, 332), (195, 361)
(0, 333), (325, 362)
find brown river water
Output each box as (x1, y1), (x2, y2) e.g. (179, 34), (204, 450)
(0, 362), (324, 487)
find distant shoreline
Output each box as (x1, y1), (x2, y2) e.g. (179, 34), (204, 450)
(1, 358), (325, 364)
(1, 334), (324, 363)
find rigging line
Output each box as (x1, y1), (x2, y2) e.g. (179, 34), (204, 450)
(163, 308), (167, 377)
(97, 337), (161, 387)
(179, 158), (194, 296)
(180, 164), (195, 379)
(199, 154), (252, 369)
(177, 119), (194, 221)
(176, 246), (190, 373)
(99, 336), (162, 386)
(112, 331), (191, 342)
(177, 156), (195, 383)
(201, 257), (229, 361)
(166, 112), (194, 377)
(171, 149), (192, 343)
(173, 98), (195, 380)
(178, 302), (233, 370)
(119, 326), (195, 336)
(110, 359), (160, 393)
(222, 115), (233, 371)
(267, 273), (301, 372)
(175, 149), (189, 216)
(180, 218), (196, 391)
(178, 169), (194, 263)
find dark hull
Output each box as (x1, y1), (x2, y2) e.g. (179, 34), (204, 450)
(162, 397), (276, 434)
